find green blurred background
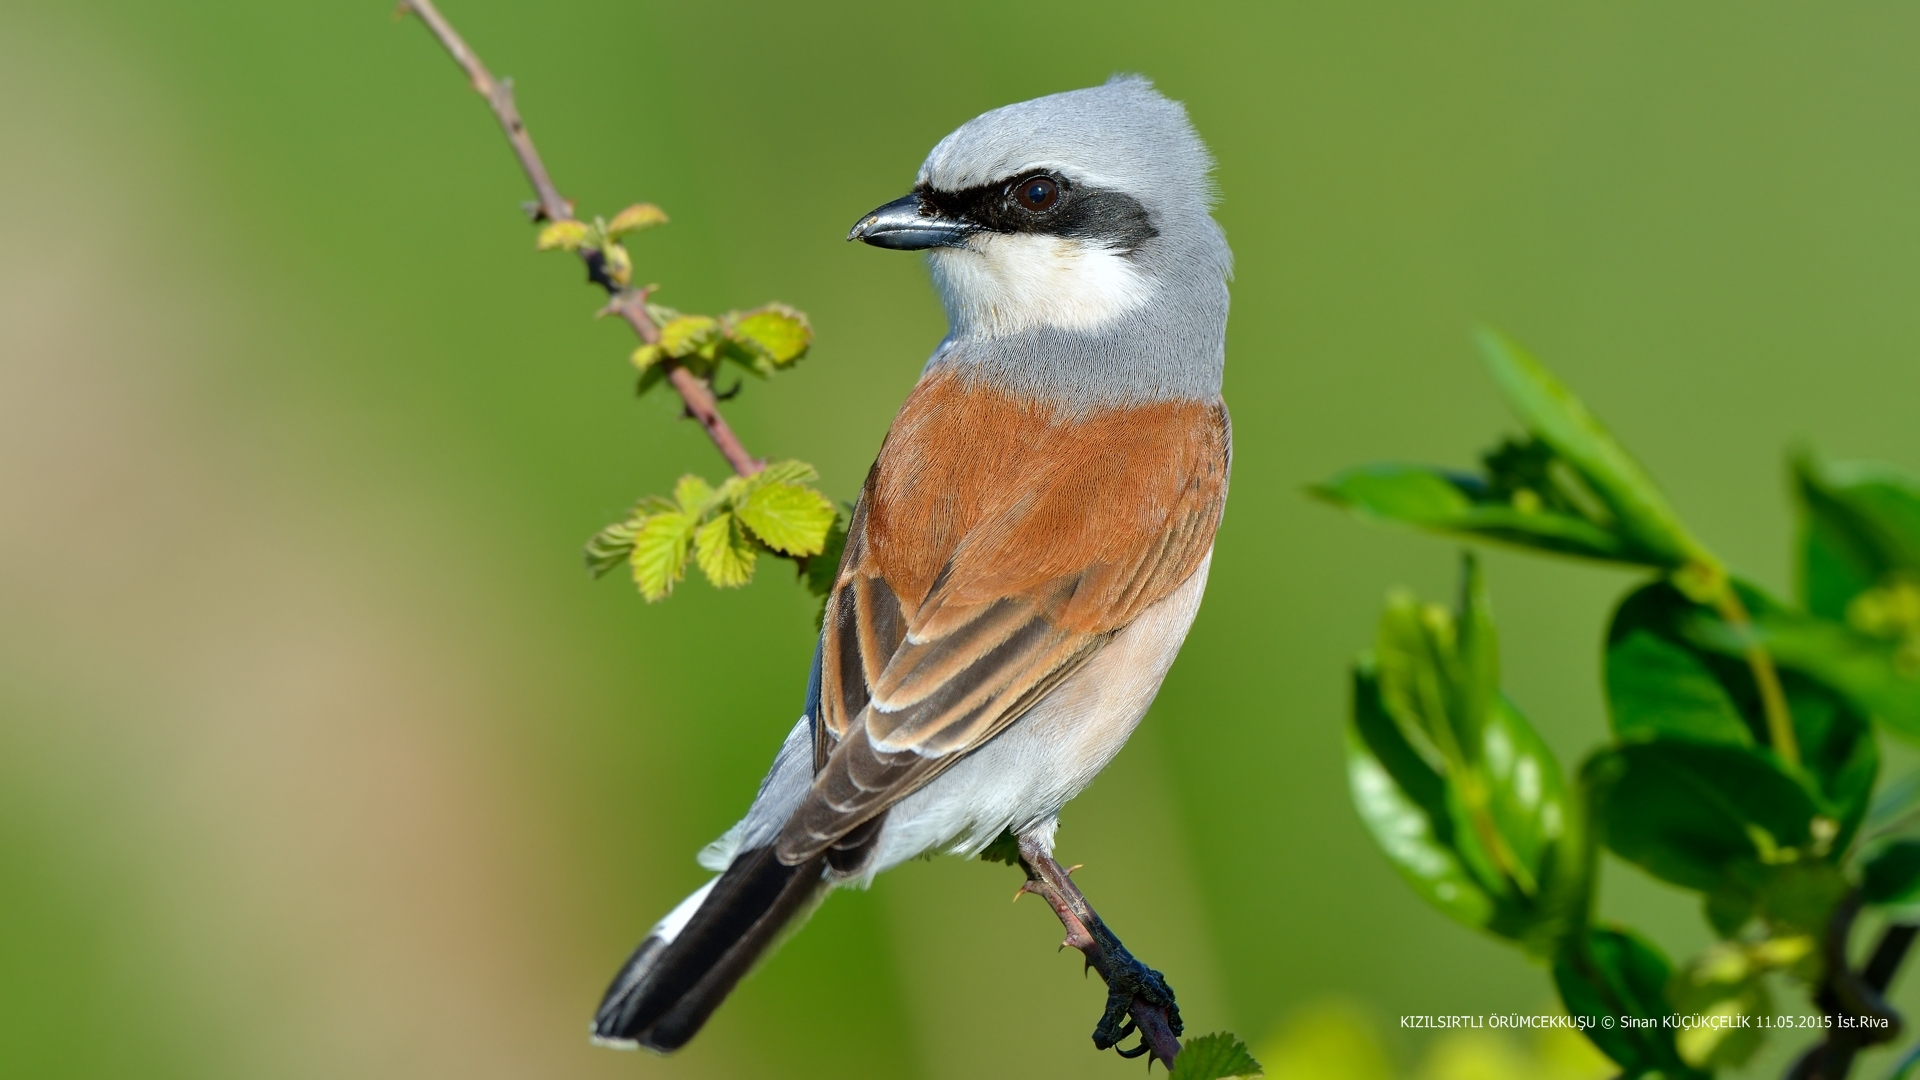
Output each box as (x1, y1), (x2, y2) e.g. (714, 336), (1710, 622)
(4, 2), (1920, 1077)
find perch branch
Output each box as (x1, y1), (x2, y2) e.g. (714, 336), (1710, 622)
(1016, 834), (1184, 1071)
(398, 0), (764, 477)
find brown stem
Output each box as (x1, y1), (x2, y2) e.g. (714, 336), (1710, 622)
(398, 0), (567, 223)
(1713, 585), (1800, 767)
(1015, 833), (1183, 1071)
(665, 367), (764, 476)
(398, 0), (764, 478)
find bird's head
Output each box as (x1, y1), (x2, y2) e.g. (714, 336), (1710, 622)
(849, 76), (1230, 344)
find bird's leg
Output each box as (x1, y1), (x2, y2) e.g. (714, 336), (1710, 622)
(1014, 831), (1183, 1071)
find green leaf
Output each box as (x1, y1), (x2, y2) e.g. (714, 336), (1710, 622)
(802, 507), (851, 628)
(1793, 449), (1920, 618)
(1172, 1032), (1262, 1079)
(658, 314), (721, 359)
(1372, 587), (1480, 772)
(1476, 698), (1578, 939)
(1754, 860), (1850, 936)
(1348, 666), (1497, 932)
(1850, 575), (1920, 641)
(1481, 434), (1618, 526)
(1613, 581), (1879, 837)
(1667, 943), (1774, 1070)
(1862, 839), (1920, 905)
(1704, 884), (1756, 937)
(1455, 553), (1500, 741)
(754, 459), (820, 487)
(1737, 604), (1920, 744)
(1778, 673), (1880, 846)
(1590, 741), (1825, 895)
(1348, 561), (1577, 953)
(1866, 771), (1920, 839)
(606, 202), (668, 236)
(977, 828), (1022, 868)
(635, 363), (668, 397)
(1478, 328), (1709, 570)
(1311, 463), (1629, 562)
(1554, 926), (1700, 1078)
(674, 474), (717, 515)
(583, 518), (637, 579)
(1605, 584), (1755, 748)
(630, 343), (665, 373)
(601, 240), (632, 287)
(737, 479), (836, 557)
(693, 511), (758, 589)
(629, 510), (696, 601)
(803, 506), (849, 600)
(1670, 984), (1768, 1071)
(535, 219), (590, 251)
(725, 304), (812, 373)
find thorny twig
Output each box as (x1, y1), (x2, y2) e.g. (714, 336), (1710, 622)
(397, 0), (763, 477)
(1016, 833), (1184, 1071)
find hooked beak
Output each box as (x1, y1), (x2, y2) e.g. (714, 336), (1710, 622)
(847, 193), (973, 250)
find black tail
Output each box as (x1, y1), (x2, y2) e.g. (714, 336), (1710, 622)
(591, 845), (827, 1052)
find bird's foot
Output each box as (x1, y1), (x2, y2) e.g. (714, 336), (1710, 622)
(1091, 952), (1182, 1054)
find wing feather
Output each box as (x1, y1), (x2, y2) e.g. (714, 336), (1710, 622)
(777, 373), (1229, 865)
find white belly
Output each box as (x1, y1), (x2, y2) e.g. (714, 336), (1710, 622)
(860, 550), (1213, 880)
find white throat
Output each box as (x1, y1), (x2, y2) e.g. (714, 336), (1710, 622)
(927, 234), (1156, 338)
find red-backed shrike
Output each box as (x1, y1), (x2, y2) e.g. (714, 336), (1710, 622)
(593, 75), (1231, 1056)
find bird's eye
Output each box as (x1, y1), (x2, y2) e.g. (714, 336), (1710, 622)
(1012, 174), (1059, 213)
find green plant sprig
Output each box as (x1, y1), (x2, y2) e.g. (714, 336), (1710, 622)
(1321, 331), (1920, 1079)
(1315, 330), (1799, 765)
(585, 461), (842, 602)
(400, 0), (838, 605)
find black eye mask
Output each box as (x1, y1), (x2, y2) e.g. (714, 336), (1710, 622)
(916, 174), (1158, 254)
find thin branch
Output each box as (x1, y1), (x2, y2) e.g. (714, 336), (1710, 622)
(398, 0), (566, 223)
(1016, 833), (1184, 1071)
(398, 0), (764, 478)
(602, 287), (763, 476)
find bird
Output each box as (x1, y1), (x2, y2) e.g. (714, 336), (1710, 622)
(590, 74), (1232, 1058)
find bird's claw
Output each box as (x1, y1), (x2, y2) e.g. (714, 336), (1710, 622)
(1111, 1020), (1156, 1059)
(1091, 955), (1181, 1052)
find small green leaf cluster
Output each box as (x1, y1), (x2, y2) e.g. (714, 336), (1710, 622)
(537, 202), (668, 288)
(1316, 330), (1718, 589)
(1349, 554), (1581, 959)
(632, 302), (812, 396)
(586, 461), (842, 601)
(1322, 331), (1920, 1078)
(537, 196), (833, 606)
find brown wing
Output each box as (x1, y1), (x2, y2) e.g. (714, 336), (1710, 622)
(778, 368), (1230, 864)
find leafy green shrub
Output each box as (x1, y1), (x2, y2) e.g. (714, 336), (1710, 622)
(1319, 332), (1920, 1079)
